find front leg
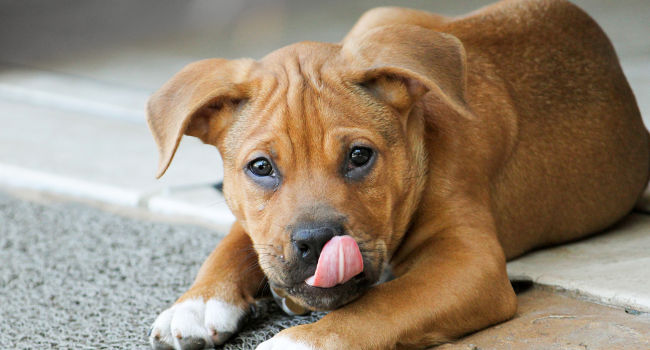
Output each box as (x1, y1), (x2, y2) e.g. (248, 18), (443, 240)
(149, 221), (265, 350)
(258, 227), (517, 349)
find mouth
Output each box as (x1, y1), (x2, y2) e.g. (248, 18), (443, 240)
(274, 272), (373, 311)
(265, 234), (381, 311)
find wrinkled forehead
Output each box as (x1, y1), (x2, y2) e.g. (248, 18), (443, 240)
(222, 43), (399, 162)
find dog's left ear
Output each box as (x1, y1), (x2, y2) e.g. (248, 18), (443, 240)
(146, 58), (255, 178)
(342, 24), (467, 115)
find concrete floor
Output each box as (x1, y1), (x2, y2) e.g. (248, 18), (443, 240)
(440, 287), (650, 350)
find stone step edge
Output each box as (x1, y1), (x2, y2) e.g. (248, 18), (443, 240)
(508, 272), (650, 314)
(0, 162), (235, 227)
(0, 61), (149, 123)
(0, 82), (145, 123)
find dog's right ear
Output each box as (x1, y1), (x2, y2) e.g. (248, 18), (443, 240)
(341, 24), (468, 118)
(146, 58), (255, 178)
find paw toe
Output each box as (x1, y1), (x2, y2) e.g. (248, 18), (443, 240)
(149, 298), (247, 349)
(204, 299), (246, 345)
(177, 337), (207, 350)
(151, 338), (174, 350)
(210, 330), (233, 345)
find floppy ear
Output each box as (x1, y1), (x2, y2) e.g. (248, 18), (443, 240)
(342, 24), (468, 115)
(146, 58), (255, 178)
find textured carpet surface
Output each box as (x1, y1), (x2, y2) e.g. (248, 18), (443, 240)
(0, 192), (324, 349)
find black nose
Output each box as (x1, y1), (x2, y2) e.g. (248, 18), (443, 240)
(291, 223), (343, 264)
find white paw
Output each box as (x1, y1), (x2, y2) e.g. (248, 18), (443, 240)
(256, 335), (314, 350)
(149, 298), (246, 349)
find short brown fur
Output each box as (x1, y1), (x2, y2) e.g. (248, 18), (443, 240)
(146, 0), (649, 348)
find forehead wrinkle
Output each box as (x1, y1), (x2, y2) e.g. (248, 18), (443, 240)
(280, 55), (332, 173)
(304, 88), (328, 167)
(234, 112), (294, 173)
(224, 76), (285, 162)
(325, 81), (400, 146)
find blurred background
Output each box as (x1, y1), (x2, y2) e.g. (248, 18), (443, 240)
(0, 0), (649, 223)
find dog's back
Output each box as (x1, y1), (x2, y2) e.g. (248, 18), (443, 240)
(440, 0), (649, 257)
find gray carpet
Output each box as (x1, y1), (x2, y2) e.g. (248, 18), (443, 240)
(0, 192), (324, 349)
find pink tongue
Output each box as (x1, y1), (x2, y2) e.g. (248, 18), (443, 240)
(305, 235), (363, 288)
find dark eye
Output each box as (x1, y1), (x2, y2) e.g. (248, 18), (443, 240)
(248, 158), (273, 176)
(349, 147), (373, 167)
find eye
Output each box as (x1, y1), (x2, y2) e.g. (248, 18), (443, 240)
(248, 157), (273, 176)
(344, 146), (376, 181)
(349, 147), (373, 168)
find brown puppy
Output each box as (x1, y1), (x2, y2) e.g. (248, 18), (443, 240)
(146, 0), (650, 349)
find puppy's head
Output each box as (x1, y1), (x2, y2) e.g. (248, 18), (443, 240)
(147, 25), (467, 310)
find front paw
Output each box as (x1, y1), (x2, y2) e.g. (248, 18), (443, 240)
(256, 335), (314, 350)
(149, 298), (247, 350)
(256, 324), (350, 350)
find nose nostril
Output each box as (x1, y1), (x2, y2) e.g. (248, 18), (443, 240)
(292, 223), (342, 263)
(297, 243), (310, 258)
